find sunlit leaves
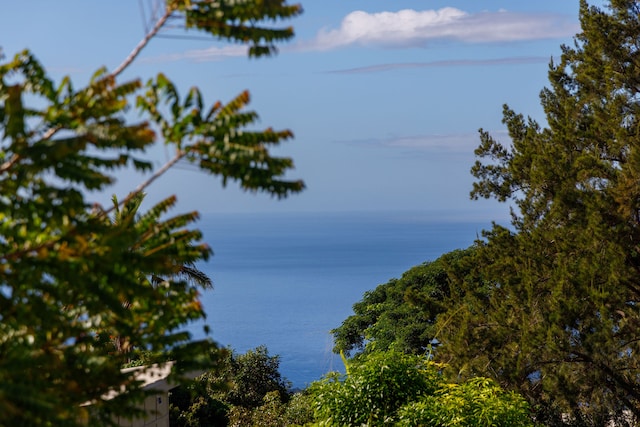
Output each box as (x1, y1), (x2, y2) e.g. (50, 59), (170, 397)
(308, 351), (532, 426)
(397, 377), (533, 427)
(0, 52), (154, 199)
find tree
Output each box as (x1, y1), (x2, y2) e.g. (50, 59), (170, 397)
(0, 1), (304, 425)
(438, 0), (640, 424)
(169, 345), (294, 427)
(331, 248), (476, 357)
(225, 345), (291, 409)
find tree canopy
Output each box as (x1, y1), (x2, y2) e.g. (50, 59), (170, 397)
(0, 1), (303, 425)
(331, 247), (477, 357)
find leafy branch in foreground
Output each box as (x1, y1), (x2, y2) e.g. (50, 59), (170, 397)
(0, 1), (304, 425)
(113, 0), (303, 76)
(134, 74), (303, 203)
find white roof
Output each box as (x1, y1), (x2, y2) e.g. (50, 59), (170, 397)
(120, 361), (177, 393)
(83, 361), (203, 405)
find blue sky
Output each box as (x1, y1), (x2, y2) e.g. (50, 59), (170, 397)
(1, 1), (603, 219)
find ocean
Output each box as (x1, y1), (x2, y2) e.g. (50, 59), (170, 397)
(193, 211), (493, 389)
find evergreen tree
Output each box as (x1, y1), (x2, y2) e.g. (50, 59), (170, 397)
(438, 1), (640, 424)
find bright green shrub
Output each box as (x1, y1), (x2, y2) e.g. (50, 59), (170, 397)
(397, 377), (533, 427)
(308, 351), (443, 426)
(308, 351), (532, 426)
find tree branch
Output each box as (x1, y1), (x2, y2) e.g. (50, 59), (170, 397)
(0, 154), (20, 174)
(0, 125), (62, 174)
(111, 5), (174, 78)
(105, 149), (186, 216)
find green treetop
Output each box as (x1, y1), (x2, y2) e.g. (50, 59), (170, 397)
(331, 247), (477, 358)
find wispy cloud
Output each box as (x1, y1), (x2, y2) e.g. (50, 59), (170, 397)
(341, 132), (508, 154)
(304, 8), (577, 51)
(326, 56), (549, 74)
(140, 44), (248, 64)
(342, 131), (514, 156)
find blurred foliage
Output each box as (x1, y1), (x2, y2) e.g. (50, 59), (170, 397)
(0, 0), (303, 425)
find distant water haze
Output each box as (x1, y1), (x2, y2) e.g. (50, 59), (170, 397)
(192, 211), (496, 388)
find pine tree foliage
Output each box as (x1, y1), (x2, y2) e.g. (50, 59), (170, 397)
(0, 1), (303, 425)
(439, 1), (640, 424)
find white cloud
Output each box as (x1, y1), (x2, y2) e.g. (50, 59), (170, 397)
(305, 8), (578, 51)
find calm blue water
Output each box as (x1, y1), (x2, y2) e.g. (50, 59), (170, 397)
(192, 212), (491, 388)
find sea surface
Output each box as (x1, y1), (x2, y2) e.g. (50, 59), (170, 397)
(192, 211), (494, 389)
